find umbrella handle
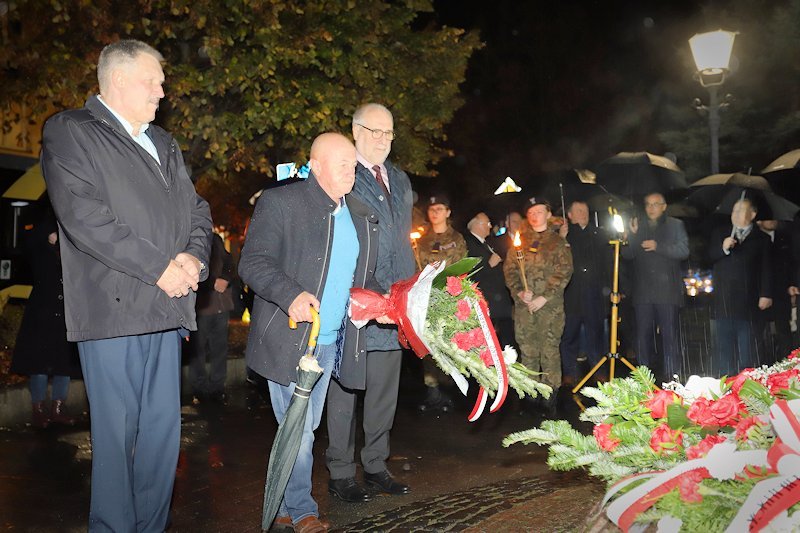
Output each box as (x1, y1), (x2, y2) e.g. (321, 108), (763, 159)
(288, 307), (321, 354)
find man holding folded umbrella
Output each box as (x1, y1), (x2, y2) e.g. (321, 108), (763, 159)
(240, 132), (382, 532)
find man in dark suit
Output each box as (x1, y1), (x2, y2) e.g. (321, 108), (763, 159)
(558, 201), (610, 386)
(326, 103), (415, 502)
(756, 219), (795, 364)
(622, 192), (689, 382)
(465, 212), (514, 347)
(710, 198), (772, 376)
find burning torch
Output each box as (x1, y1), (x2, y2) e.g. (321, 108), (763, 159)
(410, 229), (423, 271)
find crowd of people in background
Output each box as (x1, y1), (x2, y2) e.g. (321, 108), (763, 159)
(408, 188), (800, 409)
(11, 37), (800, 533)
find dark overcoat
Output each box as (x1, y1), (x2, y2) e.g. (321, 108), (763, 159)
(709, 224), (772, 320)
(11, 211), (81, 378)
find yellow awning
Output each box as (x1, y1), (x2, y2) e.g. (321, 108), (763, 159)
(2, 163), (45, 201)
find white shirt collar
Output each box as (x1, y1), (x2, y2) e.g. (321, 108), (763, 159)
(97, 95), (150, 138)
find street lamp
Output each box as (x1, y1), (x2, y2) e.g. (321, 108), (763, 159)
(689, 29), (737, 174)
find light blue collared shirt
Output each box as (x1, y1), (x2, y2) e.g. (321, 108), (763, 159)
(97, 95), (160, 165)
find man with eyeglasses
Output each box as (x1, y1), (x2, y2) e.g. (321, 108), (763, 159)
(622, 192), (689, 383)
(466, 212), (514, 348)
(326, 103), (415, 503)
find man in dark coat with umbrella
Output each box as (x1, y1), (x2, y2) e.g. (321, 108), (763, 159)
(558, 200), (610, 386)
(239, 132), (382, 532)
(709, 198), (772, 376)
(621, 192), (689, 382)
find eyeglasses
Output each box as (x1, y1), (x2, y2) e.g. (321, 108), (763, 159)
(645, 202), (665, 208)
(355, 123), (396, 140)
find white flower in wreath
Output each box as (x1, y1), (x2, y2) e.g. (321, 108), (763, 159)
(503, 345), (518, 365)
(678, 375), (724, 402)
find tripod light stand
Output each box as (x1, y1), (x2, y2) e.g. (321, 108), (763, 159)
(572, 212), (637, 394)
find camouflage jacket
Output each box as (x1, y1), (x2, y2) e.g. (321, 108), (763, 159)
(417, 225), (468, 269)
(503, 226), (573, 304)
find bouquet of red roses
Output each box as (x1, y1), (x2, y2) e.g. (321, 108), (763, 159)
(504, 350), (800, 532)
(350, 258), (550, 421)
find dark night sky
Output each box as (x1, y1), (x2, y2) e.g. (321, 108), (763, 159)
(421, 0), (706, 217)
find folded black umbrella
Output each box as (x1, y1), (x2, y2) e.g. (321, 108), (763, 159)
(261, 312), (323, 531)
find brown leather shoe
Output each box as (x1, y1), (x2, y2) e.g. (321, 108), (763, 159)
(292, 516), (329, 533)
(271, 515), (293, 531)
(51, 400), (76, 426)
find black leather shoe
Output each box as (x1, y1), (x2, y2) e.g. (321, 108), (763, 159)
(328, 477), (372, 503)
(364, 470), (410, 495)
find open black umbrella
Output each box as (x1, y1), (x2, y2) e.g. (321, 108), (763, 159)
(261, 310), (323, 531)
(595, 151), (687, 199)
(687, 173), (800, 221)
(761, 149), (800, 204)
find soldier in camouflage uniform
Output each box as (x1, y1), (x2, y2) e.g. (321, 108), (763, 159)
(416, 195), (467, 411)
(503, 200), (573, 402)
(417, 195), (468, 269)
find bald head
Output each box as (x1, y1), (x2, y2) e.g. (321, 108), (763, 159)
(309, 132), (357, 201)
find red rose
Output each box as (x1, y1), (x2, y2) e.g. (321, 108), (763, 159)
(593, 423), (621, 452)
(446, 276), (463, 296)
(479, 349), (493, 366)
(687, 397), (716, 427)
(766, 369), (799, 393)
(735, 416), (764, 442)
(709, 393), (743, 427)
(644, 390), (681, 419)
(452, 331), (473, 351)
(686, 434), (727, 460)
(788, 348), (800, 360)
(468, 327), (486, 349)
(649, 423), (683, 454)
(726, 370), (754, 394)
(678, 469), (708, 503)
(455, 299), (471, 321)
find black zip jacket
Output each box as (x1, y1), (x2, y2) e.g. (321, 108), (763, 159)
(41, 95), (212, 342)
(239, 173), (380, 388)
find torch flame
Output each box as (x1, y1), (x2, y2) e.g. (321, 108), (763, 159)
(410, 231), (421, 240)
(512, 231), (521, 247)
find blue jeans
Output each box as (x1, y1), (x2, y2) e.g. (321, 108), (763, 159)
(268, 343), (336, 523)
(714, 318), (754, 377)
(29, 374), (70, 403)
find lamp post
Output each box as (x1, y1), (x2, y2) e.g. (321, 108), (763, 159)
(689, 29), (737, 174)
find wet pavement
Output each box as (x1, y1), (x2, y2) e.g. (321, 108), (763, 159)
(0, 372), (606, 532)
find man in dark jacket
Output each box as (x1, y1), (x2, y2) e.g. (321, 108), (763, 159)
(622, 192), (688, 382)
(189, 232), (234, 404)
(465, 212), (514, 347)
(710, 198), (772, 376)
(756, 219), (795, 364)
(239, 132), (382, 531)
(326, 103), (416, 503)
(558, 201), (610, 386)
(42, 40), (212, 532)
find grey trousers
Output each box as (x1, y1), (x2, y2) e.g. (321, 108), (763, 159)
(326, 349), (402, 478)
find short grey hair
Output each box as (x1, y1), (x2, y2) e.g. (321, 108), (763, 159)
(353, 103), (392, 126)
(97, 40), (163, 93)
(466, 212), (488, 231)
